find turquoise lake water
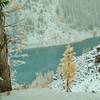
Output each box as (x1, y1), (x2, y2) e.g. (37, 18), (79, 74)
(11, 36), (100, 84)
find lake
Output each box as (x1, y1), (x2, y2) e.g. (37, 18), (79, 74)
(11, 36), (100, 84)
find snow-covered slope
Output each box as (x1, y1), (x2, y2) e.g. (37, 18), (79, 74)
(49, 44), (100, 92)
(6, 0), (100, 48)
(72, 44), (100, 92)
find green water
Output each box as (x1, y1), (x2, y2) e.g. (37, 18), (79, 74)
(12, 36), (100, 84)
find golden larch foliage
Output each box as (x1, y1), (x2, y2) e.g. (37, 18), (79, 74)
(58, 46), (75, 92)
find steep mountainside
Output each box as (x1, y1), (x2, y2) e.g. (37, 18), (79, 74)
(5, 0), (100, 48)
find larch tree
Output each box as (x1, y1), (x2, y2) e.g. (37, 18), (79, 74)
(0, 0), (12, 92)
(59, 46), (75, 92)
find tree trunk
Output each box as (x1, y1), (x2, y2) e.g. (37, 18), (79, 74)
(0, 11), (12, 92)
(66, 79), (71, 92)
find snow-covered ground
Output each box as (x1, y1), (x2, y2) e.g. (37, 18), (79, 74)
(0, 88), (100, 100)
(49, 44), (100, 92)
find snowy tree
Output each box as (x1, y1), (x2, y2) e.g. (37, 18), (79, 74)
(0, 0), (28, 89)
(4, 0), (28, 67)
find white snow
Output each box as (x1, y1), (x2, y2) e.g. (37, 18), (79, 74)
(0, 88), (100, 100)
(49, 44), (100, 92)
(6, 0), (100, 49)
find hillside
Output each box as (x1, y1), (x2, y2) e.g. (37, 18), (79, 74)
(49, 44), (100, 92)
(5, 0), (100, 48)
